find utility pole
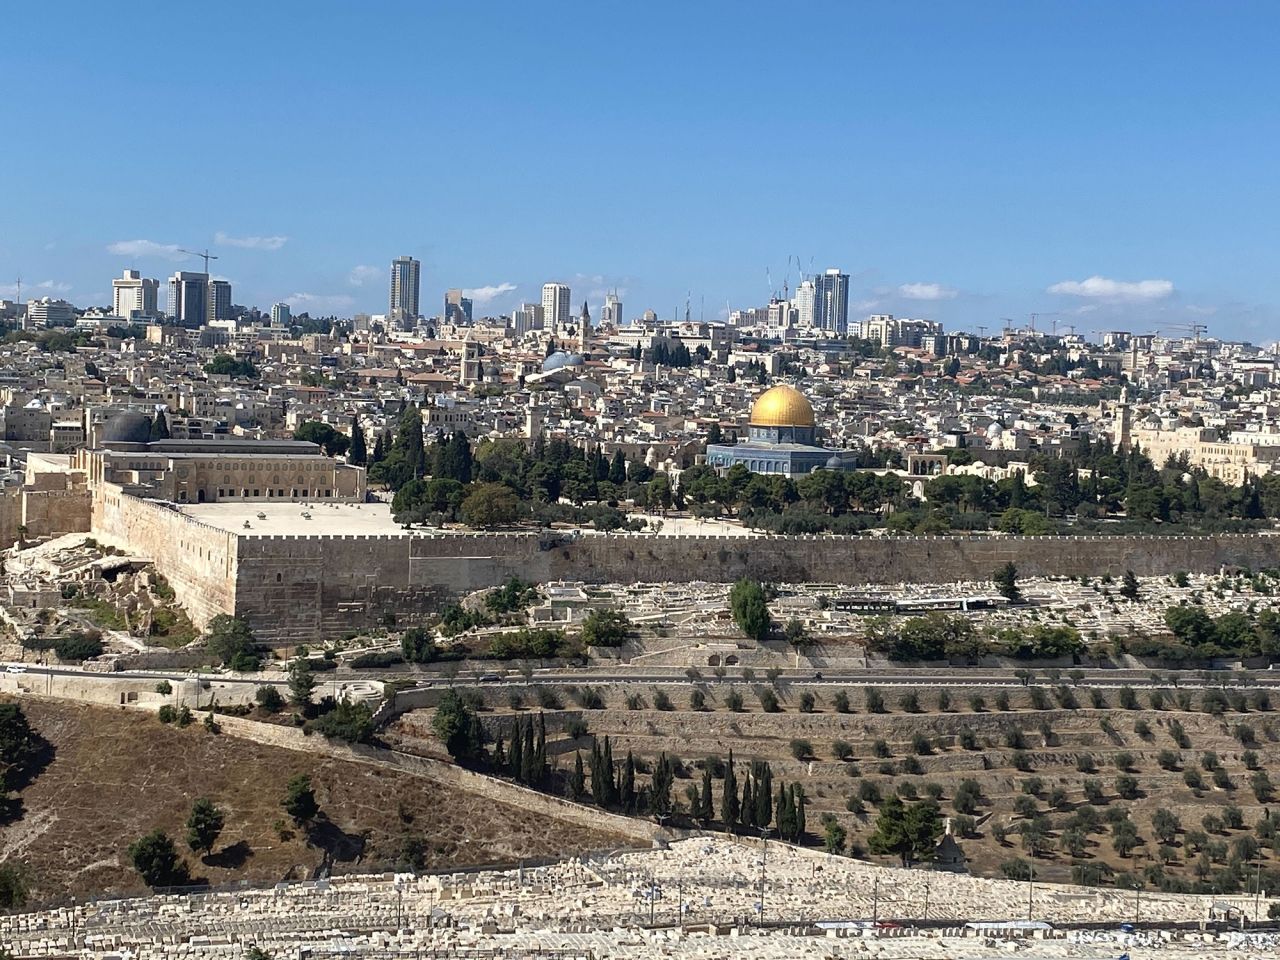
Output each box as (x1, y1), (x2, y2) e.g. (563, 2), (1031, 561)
(872, 875), (879, 924)
(1254, 860), (1263, 923)
(1027, 853), (1034, 922)
(758, 830), (769, 923)
(922, 879), (930, 921)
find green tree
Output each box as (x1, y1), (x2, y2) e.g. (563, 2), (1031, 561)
(0, 703), (41, 791)
(254, 685), (285, 713)
(581, 609), (630, 647)
(287, 660), (315, 707)
(0, 864), (27, 910)
(293, 421), (351, 458)
(867, 797), (943, 867)
(1120, 570), (1141, 601)
(431, 689), (485, 763)
(460, 482), (521, 528)
(128, 830), (189, 887)
(205, 615), (260, 671)
(349, 417), (367, 466)
(729, 579), (771, 641)
(993, 562), (1022, 603)
(185, 797), (225, 857)
(282, 774), (319, 826)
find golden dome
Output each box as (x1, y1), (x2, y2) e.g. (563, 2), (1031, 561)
(750, 384), (815, 428)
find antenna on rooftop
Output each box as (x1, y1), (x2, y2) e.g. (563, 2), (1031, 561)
(14, 275), (20, 303)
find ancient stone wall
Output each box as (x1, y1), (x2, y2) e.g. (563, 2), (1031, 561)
(91, 486), (237, 630)
(230, 529), (1280, 642)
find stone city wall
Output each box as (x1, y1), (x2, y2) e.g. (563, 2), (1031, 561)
(91, 486), (238, 630)
(231, 529), (1280, 642)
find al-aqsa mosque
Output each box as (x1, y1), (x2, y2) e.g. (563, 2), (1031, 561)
(705, 384), (858, 478)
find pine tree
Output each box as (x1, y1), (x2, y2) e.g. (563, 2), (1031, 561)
(721, 751), (739, 829)
(349, 417), (367, 465)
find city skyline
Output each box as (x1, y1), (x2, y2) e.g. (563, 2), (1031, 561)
(3, 2), (1280, 340)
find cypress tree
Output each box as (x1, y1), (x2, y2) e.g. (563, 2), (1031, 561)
(570, 751), (585, 800)
(349, 417), (367, 465)
(721, 751), (739, 829)
(602, 736), (616, 807)
(493, 735), (505, 770)
(509, 718), (523, 780)
(371, 431), (386, 464)
(590, 739), (605, 806)
(621, 751), (637, 814)
(608, 449), (627, 485)
(794, 784), (806, 840)
(741, 777), (754, 829)
(534, 713), (547, 786)
(521, 717), (536, 784)
(699, 766), (713, 824)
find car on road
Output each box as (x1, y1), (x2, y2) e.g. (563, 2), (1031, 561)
(478, 673), (502, 682)
(5, 664), (26, 674)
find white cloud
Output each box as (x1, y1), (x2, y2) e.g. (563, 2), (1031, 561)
(214, 231), (288, 250)
(35, 280), (72, 294)
(462, 282), (517, 305)
(851, 298), (883, 313)
(1047, 275), (1174, 302)
(106, 239), (186, 261)
(898, 282), (958, 301)
(347, 265), (382, 287)
(284, 292), (355, 311)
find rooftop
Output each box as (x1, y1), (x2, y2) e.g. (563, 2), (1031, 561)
(181, 500), (408, 537)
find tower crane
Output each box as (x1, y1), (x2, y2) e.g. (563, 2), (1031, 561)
(179, 248), (219, 274)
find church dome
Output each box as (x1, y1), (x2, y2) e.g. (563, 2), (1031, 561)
(750, 385), (815, 428)
(542, 351), (584, 373)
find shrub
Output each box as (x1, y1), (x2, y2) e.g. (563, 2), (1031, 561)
(789, 738), (814, 760)
(1115, 775), (1140, 800)
(937, 689), (952, 711)
(958, 727), (979, 750)
(901, 756), (923, 776)
(1156, 750), (1180, 771)
(1183, 768), (1204, 791)
(798, 691), (816, 713)
(653, 690), (674, 711)
(968, 694), (985, 712)
(757, 688), (780, 713)
(995, 691), (1011, 711)
(255, 686), (285, 713)
(689, 689), (707, 711)
(725, 689), (744, 712)
(1012, 751), (1033, 772)
(1118, 686), (1138, 709)
(155, 680), (172, 695)
(865, 688), (885, 713)
(845, 795), (865, 815)
(1083, 779), (1105, 804)
(832, 740), (854, 761)
(832, 690), (851, 713)
(1114, 752), (1135, 772)
(858, 781), (881, 804)
(898, 691), (921, 713)
(911, 733), (933, 756)
(1076, 753), (1095, 773)
(872, 739), (891, 758)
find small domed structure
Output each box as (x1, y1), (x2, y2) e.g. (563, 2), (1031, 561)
(100, 411), (151, 445)
(542, 351), (584, 373)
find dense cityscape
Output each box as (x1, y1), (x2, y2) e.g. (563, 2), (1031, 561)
(5, 3), (1280, 959)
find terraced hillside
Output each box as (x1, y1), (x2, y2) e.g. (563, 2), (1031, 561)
(392, 678), (1280, 893)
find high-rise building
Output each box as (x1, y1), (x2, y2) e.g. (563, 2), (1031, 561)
(207, 280), (232, 323)
(444, 288), (473, 324)
(167, 271), (208, 326)
(511, 302), (544, 336)
(813, 268), (849, 335)
(601, 291), (623, 329)
(112, 270), (159, 320)
(541, 282), (571, 334)
(271, 302), (292, 325)
(793, 278), (816, 330)
(388, 255), (421, 329)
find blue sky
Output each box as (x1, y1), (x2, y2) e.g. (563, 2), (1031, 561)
(2, 1), (1279, 342)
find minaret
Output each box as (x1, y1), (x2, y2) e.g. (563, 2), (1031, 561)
(578, 300), (591, 353)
